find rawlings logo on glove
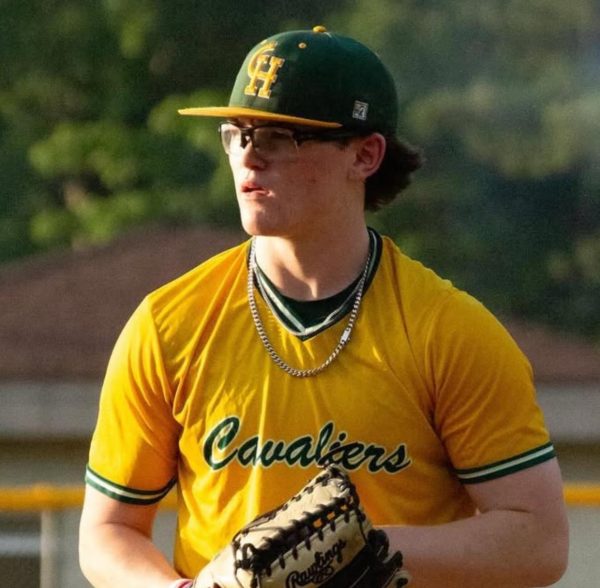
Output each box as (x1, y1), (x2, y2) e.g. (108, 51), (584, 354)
(193, 465), (410, 587)
(286, 538), (346, 587)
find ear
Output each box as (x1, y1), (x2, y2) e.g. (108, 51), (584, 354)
(348, 133), (386, 181)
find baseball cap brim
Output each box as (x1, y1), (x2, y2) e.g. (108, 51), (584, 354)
(177, 106), (342, 128)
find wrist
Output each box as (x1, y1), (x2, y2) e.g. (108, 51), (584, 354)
(167, 580), (193, 588)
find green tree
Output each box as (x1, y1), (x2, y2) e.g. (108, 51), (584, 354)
(333, 0), (600, 340)
(0, 0), (598, 340)
(0, 0), (349, 257)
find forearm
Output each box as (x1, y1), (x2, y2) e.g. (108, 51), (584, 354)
(386, 509), (567, 588)
(79, 522), (182, 588)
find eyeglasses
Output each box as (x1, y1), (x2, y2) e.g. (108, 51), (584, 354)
(218, 123), (359, 161)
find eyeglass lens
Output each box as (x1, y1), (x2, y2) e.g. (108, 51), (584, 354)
(219, 124), (298, 160)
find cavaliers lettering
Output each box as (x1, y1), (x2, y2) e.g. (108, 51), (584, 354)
(203, 416), (412, 473)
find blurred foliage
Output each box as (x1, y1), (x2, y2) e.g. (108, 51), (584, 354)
(341, 0), (600, 340)
(0, 0), (598, 341)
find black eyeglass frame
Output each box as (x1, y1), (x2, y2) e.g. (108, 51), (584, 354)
(217, 122), (365, 154)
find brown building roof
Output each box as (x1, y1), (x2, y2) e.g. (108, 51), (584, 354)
(502, 320), (600, 385)
(0, 224), (244, 380)
(1, 224), (599, 383)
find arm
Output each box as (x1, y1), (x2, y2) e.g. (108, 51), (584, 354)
(79, 485), (184, 588)
(386, 459), (569, 588)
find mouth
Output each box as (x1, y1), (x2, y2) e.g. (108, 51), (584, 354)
(241, 179), (268, 195)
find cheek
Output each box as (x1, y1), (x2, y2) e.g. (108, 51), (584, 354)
(293, 157), (334, 191)
(297, 158), (346, 203)
(229, 160), (245, 190)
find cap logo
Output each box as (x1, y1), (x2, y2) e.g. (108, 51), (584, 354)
(244, 41), (285, 99)
(352, 100), (369, 121)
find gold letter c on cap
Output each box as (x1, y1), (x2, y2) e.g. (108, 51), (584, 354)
(244, 42), (285, 99)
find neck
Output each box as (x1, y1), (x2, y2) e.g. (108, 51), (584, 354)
(253, 226), (371, 301)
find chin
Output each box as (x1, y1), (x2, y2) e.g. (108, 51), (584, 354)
(241, 224), (282, 238)
(239, 211), (285, 238)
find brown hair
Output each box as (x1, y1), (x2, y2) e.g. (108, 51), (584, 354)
(365, 137), (424, 211)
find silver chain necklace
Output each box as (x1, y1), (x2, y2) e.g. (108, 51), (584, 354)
(247, 237), (372, 378)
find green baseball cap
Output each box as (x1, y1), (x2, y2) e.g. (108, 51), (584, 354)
(178, 25), (398, 135)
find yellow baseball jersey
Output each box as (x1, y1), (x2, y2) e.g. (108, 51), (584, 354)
(86, 233), (554, 577)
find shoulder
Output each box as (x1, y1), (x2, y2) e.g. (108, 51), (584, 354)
(116, 240), (250, 347)
(378, 235), (456, 300)
(376, 235), (458, 330)
(376, 233), (522, 361)
(144, 240), (250, 315)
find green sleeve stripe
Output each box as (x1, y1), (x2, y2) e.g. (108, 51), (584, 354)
(454, 443), (555, 484)
(85, 465), (176, 505)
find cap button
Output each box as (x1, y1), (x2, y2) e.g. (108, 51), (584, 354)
(312, 25), (328, 33)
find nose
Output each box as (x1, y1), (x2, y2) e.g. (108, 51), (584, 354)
(239, 140), (267, 169)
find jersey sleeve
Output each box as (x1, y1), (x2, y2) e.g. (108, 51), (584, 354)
(426, 291), (555, 484)
(86, 297), (180, 503)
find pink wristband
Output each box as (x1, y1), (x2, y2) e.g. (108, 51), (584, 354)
(167, 580), (193, 588)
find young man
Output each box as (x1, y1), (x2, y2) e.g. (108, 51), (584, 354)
(79, 26), (569, 587)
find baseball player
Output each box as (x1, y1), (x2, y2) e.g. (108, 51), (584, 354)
(79, 26), (568, 588)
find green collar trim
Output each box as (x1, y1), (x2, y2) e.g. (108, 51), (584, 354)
(253, 229), (382, 340)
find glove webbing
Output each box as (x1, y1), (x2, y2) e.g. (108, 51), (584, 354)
(232, 467), (368, 587)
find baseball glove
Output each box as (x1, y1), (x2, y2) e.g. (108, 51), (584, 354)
(193, 465), (409, 587)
